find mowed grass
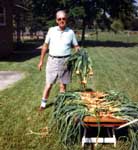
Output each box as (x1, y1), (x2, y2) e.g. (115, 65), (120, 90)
(0, 34), (138, 150)
(91, 46), (138, 101)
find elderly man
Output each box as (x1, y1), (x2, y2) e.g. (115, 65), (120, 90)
(38, 10), (79, 110)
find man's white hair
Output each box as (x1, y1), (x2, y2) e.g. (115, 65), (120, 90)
(56, 10), (67, 18)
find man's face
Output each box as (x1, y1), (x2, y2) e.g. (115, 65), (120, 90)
(56, 13), (67, 30)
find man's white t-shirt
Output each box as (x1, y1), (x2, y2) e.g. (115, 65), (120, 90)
(44, 26), (78, 56)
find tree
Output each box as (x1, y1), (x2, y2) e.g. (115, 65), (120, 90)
(105, 0), (136, 29)
(19, 0), (137, 43)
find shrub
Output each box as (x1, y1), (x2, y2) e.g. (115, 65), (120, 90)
(111, 19), (124, 33)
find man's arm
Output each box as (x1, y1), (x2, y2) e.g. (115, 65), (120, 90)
(38, 43), (48, 71)
(71, 30), (80, 52)
(74, 45), (80, 52)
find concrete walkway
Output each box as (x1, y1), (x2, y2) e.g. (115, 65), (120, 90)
(0, 71), (24, 91)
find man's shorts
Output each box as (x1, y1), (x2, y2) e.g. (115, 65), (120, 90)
(46, 56), (71, 84)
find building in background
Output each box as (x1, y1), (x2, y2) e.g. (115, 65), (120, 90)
(0, 0), (13, 58)
(0, 0), (27, 58)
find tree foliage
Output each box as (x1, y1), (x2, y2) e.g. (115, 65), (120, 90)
(17, 0), (137, 42)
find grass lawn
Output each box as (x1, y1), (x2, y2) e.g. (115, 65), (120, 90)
(0, 32), (138, 150)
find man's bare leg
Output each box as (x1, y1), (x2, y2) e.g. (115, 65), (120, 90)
(42, 83), (53, 99)
(59, 83), (66, 93)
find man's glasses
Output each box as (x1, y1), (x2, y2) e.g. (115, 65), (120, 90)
(57, 17), (66, 21)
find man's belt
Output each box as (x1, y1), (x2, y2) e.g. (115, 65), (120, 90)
(49, 54), (70, 58)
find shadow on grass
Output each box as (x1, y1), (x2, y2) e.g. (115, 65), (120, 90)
(46, 102), (55, 108)
(68, 88), (94, 93)
(79, 40), (138, 47)
(0, 39), (43, 62)
(1, 39), (138, 62)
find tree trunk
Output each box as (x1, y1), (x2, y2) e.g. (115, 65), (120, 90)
(16, 14), (21, 43)
(81, 17), (86, 46)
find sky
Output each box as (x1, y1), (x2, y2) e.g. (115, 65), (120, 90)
(134, 0), (138, 6)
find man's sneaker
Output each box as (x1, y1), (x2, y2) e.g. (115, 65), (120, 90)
(39, 100), (47, 111)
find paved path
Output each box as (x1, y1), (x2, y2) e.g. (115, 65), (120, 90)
(0, 71), (24, 91)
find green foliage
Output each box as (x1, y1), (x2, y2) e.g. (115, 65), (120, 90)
(111, 19), (124, 33)
(46, 19), (56, 28)
(66, 48), (93, 89)
(129, 129), (138, 150)
(49, 92), (91, 146)
(17, 0), (137, 41)
(68, 6), (85, 18)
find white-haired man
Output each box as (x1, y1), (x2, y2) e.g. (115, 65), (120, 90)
(38, 10), (80, 110)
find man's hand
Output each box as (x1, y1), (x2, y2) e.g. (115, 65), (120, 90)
(38, 61), (43, 71)
(38, 43), (48, 71)
(75, 45), (80, 52)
